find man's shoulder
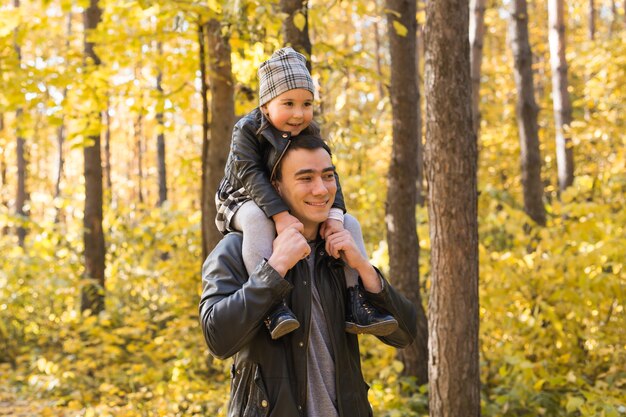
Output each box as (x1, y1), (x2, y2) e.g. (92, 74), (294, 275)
(214, 232), (244, 256)
(202, 233), (244, 272)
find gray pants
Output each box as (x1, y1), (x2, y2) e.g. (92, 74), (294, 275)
(232, 200), (366, 287)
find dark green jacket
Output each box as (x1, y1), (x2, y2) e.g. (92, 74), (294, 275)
(199, 233), (418, 417)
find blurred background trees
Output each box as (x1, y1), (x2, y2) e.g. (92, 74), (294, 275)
(0, 0), (624, 416)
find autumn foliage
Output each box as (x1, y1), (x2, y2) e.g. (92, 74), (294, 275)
(0, 0), (624, 416)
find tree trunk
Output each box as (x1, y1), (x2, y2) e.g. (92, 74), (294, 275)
(424, 0), (480, 415)
(207, 19), (235, 252)
(0, 114), (7, 236)
(156, 41), (167, 207)
(280, 0), (312, 67)
(54, 11), (71, 223)
(415, 2), (425, 207)
(385, 0), (428, 386)
(13, 0), (27, 247)
(609, 0), (617, 38)
(199, 22), (211, 260)
(81, 0), (106, 314)
(16, 110), (27, 248)
(200, 19), (235, 259)
(104, 100), (112, 203)
(134, 112), (144, 204)
(470, 0), (487, 137)
(589, 0), (596, 40)
(510, 0), (546, 225)
(548, 0), (575, 192)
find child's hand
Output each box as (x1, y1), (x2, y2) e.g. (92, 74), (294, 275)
(321, 218), (344, 258)
(273, 211), (303, 235)
(320, 218), (344, 239)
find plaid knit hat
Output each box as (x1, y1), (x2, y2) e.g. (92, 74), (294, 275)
(258, 47), (316, 107)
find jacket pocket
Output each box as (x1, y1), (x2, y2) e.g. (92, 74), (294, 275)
(228, 362), (270, 417)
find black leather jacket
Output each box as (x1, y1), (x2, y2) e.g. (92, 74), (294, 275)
(219, 108), (346, 219)
(199, 233), (418, 417)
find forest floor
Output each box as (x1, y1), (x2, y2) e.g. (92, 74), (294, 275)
(0, 375), (65, 417)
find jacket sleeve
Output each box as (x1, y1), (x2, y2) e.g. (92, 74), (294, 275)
(230, 122), (290, 218)
(332, 171), (346, 213)
(199, 234), (293, 359)
(363, 270), (418, 348)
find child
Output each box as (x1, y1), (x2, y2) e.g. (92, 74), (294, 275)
(215, 47), (398, 340)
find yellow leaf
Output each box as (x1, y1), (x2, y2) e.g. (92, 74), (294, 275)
(207, 0), (222, 13)
(393, 20), (408, 37)
(293, 12), (306, 32)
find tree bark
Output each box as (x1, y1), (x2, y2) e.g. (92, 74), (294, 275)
(13, 0), (27, 247)
(609, 0), (617, 38)
(54, 11), (71, 222)
(104, 100), (112, 203)
(385, 0), (428, 386)
(0, 114), (7, 236)
(510, 0), (547, 225)
(156, 41), (167, 207)
(424, 0), (480, 415)
(470, 0), (487, 137)
(280, 0), (312, 67)
(199, 22), (211, 260)
(81, 0), (106, 314)
(589, 0), (596, 40)
(134, 111), (144, 205)
(548, 0), (575, 192)
(200, 19), (235, 259)
(16, 110), (27, 248)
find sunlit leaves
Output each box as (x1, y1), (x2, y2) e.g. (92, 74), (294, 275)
(293, 11), (306, 31)
(392, 20), (408, 37)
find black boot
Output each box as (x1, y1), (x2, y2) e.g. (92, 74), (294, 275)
(265, 301), (300, 340)
(345, 285), (398, 336)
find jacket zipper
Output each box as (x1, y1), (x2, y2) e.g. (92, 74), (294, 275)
(270, 137), (292, 182)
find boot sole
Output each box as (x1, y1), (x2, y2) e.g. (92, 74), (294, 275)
(271, 319), (300, 340)
(345, 319), (398, 336)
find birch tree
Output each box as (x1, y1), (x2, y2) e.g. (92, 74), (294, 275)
(549, 0), (575, 192)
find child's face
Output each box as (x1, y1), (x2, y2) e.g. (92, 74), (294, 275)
(262, 88), (314, 136)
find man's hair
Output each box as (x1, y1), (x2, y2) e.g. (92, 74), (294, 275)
(272, 134), (332, 182)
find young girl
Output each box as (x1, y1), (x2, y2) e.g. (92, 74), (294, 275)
(215, 47), (397, 339)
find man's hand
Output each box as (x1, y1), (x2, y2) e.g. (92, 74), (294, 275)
(272, 211), (303, 235)
(267, 224), (310, 277)
(325, 230), (382, 293)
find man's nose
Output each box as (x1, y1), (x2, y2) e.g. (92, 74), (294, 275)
(311, 177), (328, 195)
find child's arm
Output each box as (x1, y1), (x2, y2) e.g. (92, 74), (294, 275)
(272, 211), (302, 235)
(230, 122), (289, 219)
(320, 170), (348, 240)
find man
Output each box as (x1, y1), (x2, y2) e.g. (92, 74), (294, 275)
(199, 135), (417, 417)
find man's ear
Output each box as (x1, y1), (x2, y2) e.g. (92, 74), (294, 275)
(272, 179), (282, 196)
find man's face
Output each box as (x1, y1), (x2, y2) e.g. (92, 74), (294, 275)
(274, 147), (337, 232)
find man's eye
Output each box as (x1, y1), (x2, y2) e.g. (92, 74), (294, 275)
(324, 174), (335, 181)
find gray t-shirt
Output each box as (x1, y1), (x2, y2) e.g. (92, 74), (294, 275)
(305, 247), (340, 417)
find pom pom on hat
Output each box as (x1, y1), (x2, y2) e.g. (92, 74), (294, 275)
(258, 47), (316, 107)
